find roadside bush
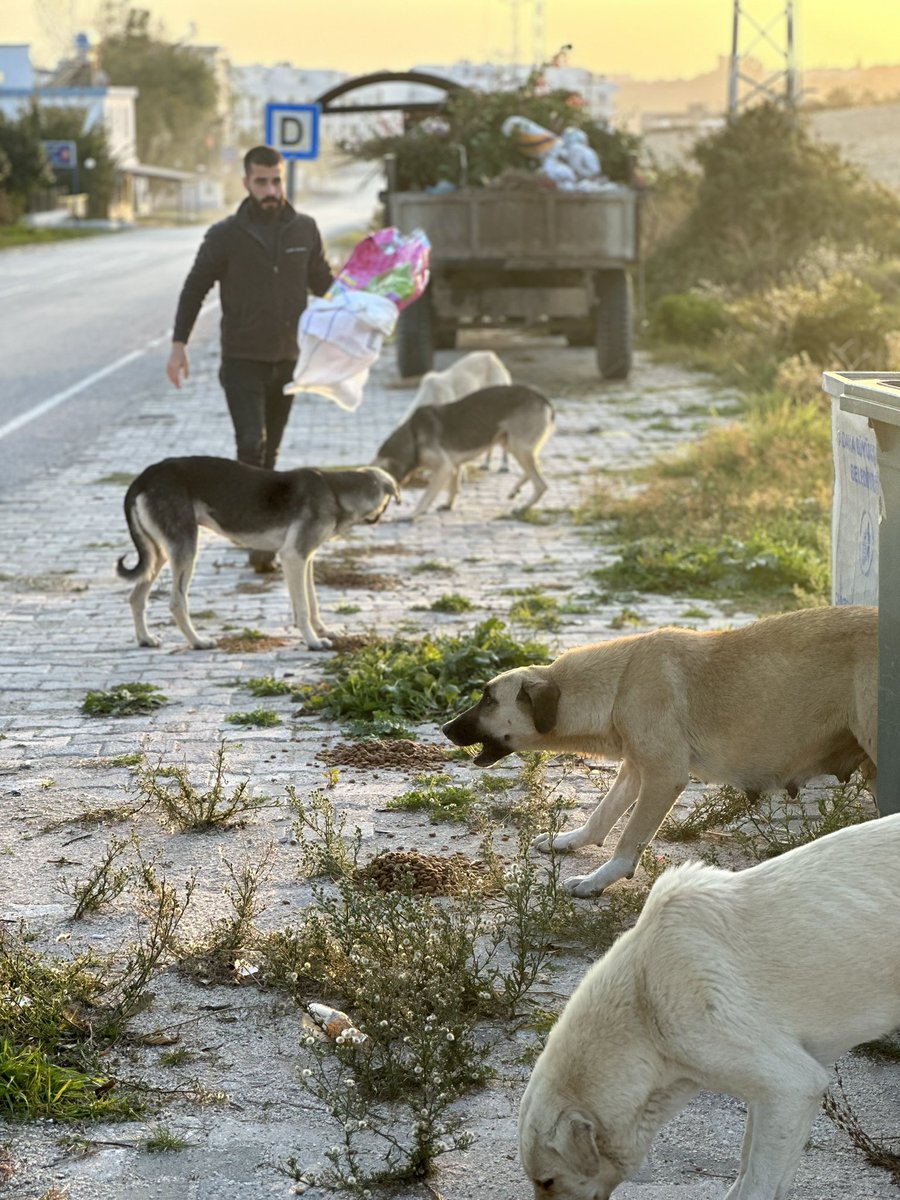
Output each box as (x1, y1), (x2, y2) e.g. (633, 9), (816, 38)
(788, 274), (896, 367)
(650, 292), (730, 346)
(646, 102), (900, 298)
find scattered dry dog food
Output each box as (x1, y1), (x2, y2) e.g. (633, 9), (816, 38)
(354, 849), (499, 896)
(217, 633), (291, 653)
(314, 561), (400, 591)
(319, 739), (450, 769)
(323, 633), (376, 655)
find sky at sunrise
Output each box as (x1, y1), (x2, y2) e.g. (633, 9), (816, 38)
(4, 0), (898, 80)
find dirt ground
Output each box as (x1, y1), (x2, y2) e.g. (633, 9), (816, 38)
(0, 327), (897, 1200)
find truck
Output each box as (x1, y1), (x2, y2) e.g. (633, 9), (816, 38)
(385, 180), (640, 380)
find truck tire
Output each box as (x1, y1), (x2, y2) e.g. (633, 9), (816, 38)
(396, 296), (434, 377)
(595, 270), (632, 380)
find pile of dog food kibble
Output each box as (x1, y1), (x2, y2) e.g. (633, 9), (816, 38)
(318, 738), (451, 769)
(354, 848), (498, 895)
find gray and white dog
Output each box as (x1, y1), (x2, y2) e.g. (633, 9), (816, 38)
(117, 456), (399, 651)
(374, 383), (554, 519)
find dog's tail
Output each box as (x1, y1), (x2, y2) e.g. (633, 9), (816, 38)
(116, 481), (159, 582)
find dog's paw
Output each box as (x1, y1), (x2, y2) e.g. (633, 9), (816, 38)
(532, 829), (581, 855)
(191, 637), (216, 651)
(306, 636), (334, 651)
(563, 873), (608, 899)
(138, 635), (162, 648)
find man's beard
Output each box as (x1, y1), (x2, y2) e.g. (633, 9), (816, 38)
(250, 195), (284, 219)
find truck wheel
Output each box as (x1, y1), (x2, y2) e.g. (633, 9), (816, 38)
(396, 296), (434, 377)
(595, 270), (632, 380)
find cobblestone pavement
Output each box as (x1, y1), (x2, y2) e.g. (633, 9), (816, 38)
(0, 331), (895, 1200)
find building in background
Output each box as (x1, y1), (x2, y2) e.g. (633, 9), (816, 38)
(0, 40), (225, 220)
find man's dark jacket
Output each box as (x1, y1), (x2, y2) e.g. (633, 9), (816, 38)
(172, 197), (333, 362)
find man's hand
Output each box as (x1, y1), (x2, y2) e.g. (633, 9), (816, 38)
(166, 342), (190, 389)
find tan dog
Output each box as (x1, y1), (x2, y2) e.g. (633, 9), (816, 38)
(518, 814), (900, 1200)
(442, 606), (877, 895)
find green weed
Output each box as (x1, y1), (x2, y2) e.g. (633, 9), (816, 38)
(81, 682), (167, 718)
(296, 618), (549, 734)
(143, 1126), (192, 1151)
(225, 708), (281, 728)
(136, 742), (265, 831)
(427, 593), (474, 613)
(0, 1041), (137, 1122)
(387, 773), (482, 824)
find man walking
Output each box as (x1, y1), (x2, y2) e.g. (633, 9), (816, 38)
(166, 144), (333, 569)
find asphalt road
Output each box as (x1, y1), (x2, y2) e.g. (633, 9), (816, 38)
(0, 164), (382, 495)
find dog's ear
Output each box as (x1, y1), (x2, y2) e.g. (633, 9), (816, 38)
(552, 1109), (602, 1174)
(517, 677), (560, 735)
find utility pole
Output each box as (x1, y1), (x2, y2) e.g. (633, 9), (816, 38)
(728, 0), (798, 115)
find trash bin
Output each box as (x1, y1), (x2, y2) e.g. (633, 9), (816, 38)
(822, 370), (900, 816)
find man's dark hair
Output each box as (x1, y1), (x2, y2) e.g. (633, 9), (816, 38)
(243, 145), (284, 175)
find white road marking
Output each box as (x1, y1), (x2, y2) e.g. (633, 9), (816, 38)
(0, 301), (219, 443)
(0, 302), (219, 444)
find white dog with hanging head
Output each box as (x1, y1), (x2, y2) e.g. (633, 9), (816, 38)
(409, 349), (513, 470)
(519, 814), (900, 1200)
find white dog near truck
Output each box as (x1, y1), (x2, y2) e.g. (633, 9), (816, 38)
(409, 349), (512, 469)
(519, 814), (900, 1200)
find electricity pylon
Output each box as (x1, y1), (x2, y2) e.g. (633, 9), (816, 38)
(728, 0), (798, 114)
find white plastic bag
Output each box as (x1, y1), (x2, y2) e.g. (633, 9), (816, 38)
(285, 291), (399, 411)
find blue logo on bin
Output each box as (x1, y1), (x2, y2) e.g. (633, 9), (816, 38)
(859, 508), (875, 576)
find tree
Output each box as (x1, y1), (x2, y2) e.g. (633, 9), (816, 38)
(647, 102), (900, 296)
(35, 107), (117, 219)
(97, 4), (219, 169)
(0, 109), (55, 223)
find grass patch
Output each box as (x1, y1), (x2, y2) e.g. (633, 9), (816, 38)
(225, 708), (282, 728)
(508, 589), (562, 631)
(296, 618), (550, 734)
(82, 752), (144, 769)
(387, 772), (482, 824)
(578, 396), (832, 606)
(0, 1041), (136, 1122)
(81, 682), (167, 718)
(427, 593), (474, 613)
(243, 676), (298, 698)
(0, 224), (107, 250)
(411, 559), (455, 574)
(143, 1126), (192, 1151)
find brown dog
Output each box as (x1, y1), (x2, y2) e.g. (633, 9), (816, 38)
(442, 606), (877, 895)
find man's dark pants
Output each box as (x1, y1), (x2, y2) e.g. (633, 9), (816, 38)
(219, 357), (297, 469)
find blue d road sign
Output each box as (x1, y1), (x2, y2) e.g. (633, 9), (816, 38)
(43, 140), (78, 169)
(264, 103), (320, 161)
